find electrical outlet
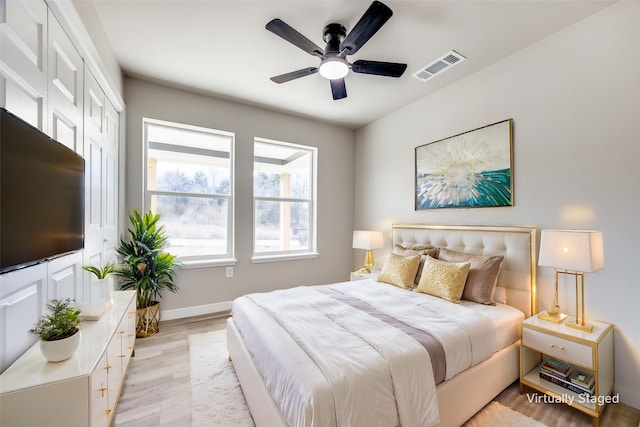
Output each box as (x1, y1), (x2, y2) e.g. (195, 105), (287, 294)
(225, 266), (233, 278)
(543, 301), (551, 311)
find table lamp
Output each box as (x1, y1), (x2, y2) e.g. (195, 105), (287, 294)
(538, 229), (604, 332)
(352, 230), (384, 273)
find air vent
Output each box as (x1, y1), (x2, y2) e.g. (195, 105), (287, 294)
(412, 50), (466, 82)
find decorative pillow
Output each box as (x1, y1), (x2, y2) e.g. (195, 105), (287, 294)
(392, 245), (439, 286)
(377, 253), (421, 290)
(416, 256), (471, 303)
(437, 248), (504, 305)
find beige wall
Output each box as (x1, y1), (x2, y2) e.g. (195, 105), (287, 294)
(354, 1), (640, 408)
(124, 77), (356, 312)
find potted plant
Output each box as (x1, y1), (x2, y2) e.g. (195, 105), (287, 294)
(29, 298), (82, 362)
(81, 263), (117, 320)
(114, 210), (179, 337)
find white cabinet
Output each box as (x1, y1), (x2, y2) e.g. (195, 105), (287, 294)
(350, 271), (380, 281)
(520, 315), (614, 427)
(0, 291), (136, 427)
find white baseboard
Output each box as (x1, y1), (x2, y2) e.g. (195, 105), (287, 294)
(160, 301), (232, 321)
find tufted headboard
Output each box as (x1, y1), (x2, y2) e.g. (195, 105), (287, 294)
(392, 224), (538, 317)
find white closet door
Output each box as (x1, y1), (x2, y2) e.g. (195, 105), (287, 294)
(103, 100), (119, 264)
(47, 10), (84, 154)
(0, 0), (47, 130)
(84, 68), (106, 272)
(83, 69), (120, 310)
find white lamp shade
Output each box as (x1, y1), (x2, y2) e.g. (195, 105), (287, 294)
(352, 230), (384, 250)
(538, 229), (604, 273)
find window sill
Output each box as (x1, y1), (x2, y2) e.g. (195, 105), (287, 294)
(251, 252), (319, 264)
(179, 258), (237, 269)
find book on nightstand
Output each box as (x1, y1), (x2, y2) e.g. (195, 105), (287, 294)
(570, 370), (595, 389)
(539, 370), (594, 396)
(542, 358), (573, 378)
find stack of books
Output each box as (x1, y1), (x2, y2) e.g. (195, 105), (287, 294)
(539, 358), (595, 396)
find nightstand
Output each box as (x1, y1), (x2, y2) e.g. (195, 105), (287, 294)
(520, 315), (614, 427)
(349, 271), (380, 281)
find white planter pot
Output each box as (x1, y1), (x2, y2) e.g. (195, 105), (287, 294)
(82, 276), (114, 320)
(39, 330), (81, 362)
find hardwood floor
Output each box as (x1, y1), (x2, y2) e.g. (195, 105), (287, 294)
(113, 313), (228, 427)
(114, 314), (640, 427)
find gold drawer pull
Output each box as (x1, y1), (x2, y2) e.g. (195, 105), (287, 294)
(104, 363), (111, 373)
(550, 344), (565, 350)
(105, 409), (112, 415)
(97, 386), (106, 398)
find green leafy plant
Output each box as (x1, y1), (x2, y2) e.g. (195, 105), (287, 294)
(113, 210), (180, 308)
(29, 299), (81, 341)
(82, 263), (116, 279)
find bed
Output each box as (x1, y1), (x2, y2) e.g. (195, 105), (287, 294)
(227, 224), (538, 426)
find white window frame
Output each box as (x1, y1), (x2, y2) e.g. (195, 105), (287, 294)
(143, 118), (235, 268)
(252, 137), (318, 263)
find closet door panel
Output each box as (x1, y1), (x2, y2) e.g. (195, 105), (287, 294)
(47, 10), (83, 154)
(0, 0), (47, 129)
(83, 69), (106, 271)
(103, 101), (119, 262)
(0, 265), (46, 373)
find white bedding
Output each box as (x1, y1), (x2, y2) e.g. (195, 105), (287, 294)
(231, 280), (523, 427)
(460, 299), (525, 350)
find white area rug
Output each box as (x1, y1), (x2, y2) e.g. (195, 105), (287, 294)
(464, 401), (546, 427)
(189, 330), (547, 427)
(189, 330), (255, 427)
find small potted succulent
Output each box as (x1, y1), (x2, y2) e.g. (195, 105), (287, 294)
(29, 298), (82, 362)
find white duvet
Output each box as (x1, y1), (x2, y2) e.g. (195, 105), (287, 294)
(231, 280), (498, 427)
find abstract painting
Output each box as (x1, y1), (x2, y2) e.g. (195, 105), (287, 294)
(415, 119), (513, 209)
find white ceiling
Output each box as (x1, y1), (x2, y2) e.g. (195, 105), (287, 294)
(91, 0), (614, 129)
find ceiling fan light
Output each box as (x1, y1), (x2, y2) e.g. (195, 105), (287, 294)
(319, 58), (349, 80)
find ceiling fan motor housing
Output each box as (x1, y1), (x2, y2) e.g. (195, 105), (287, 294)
(322, 23), (347, 54)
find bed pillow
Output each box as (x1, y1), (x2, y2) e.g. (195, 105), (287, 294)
(392, 244), (438, 286)
(437, 248), (504, 305)
(377, 253), (421, 290)
(416, 256), (471, 303)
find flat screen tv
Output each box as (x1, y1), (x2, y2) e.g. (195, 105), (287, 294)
(1, 108), (84, 273)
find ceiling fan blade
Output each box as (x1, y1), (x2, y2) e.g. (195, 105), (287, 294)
(266, 19), (324, 58)
(270, 67), (318, 84)
(351, 60), (407, 77)
(339, 1), (393, 56)
(330, 78), (347, 100)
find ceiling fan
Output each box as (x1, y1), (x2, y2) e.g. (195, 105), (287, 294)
(266, 1), (407, 100)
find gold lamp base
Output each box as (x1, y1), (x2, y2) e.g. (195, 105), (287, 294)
(538, 311), (568, 323)
(362, 249), (374, 274)
(538, 303), (567, 323)
(565, 318), (594, 332)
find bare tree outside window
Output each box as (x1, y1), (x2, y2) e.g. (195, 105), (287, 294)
(253, 138), (316, 256)
(144, 119), (234, 262)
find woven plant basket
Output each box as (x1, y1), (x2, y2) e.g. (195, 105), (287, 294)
(136, 301), (160, 338)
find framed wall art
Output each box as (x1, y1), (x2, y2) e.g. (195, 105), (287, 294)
(415, 119), (513, 210)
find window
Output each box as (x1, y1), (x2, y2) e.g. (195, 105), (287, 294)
(144, 118), (234, 265)
(253, 138), (317, 260)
